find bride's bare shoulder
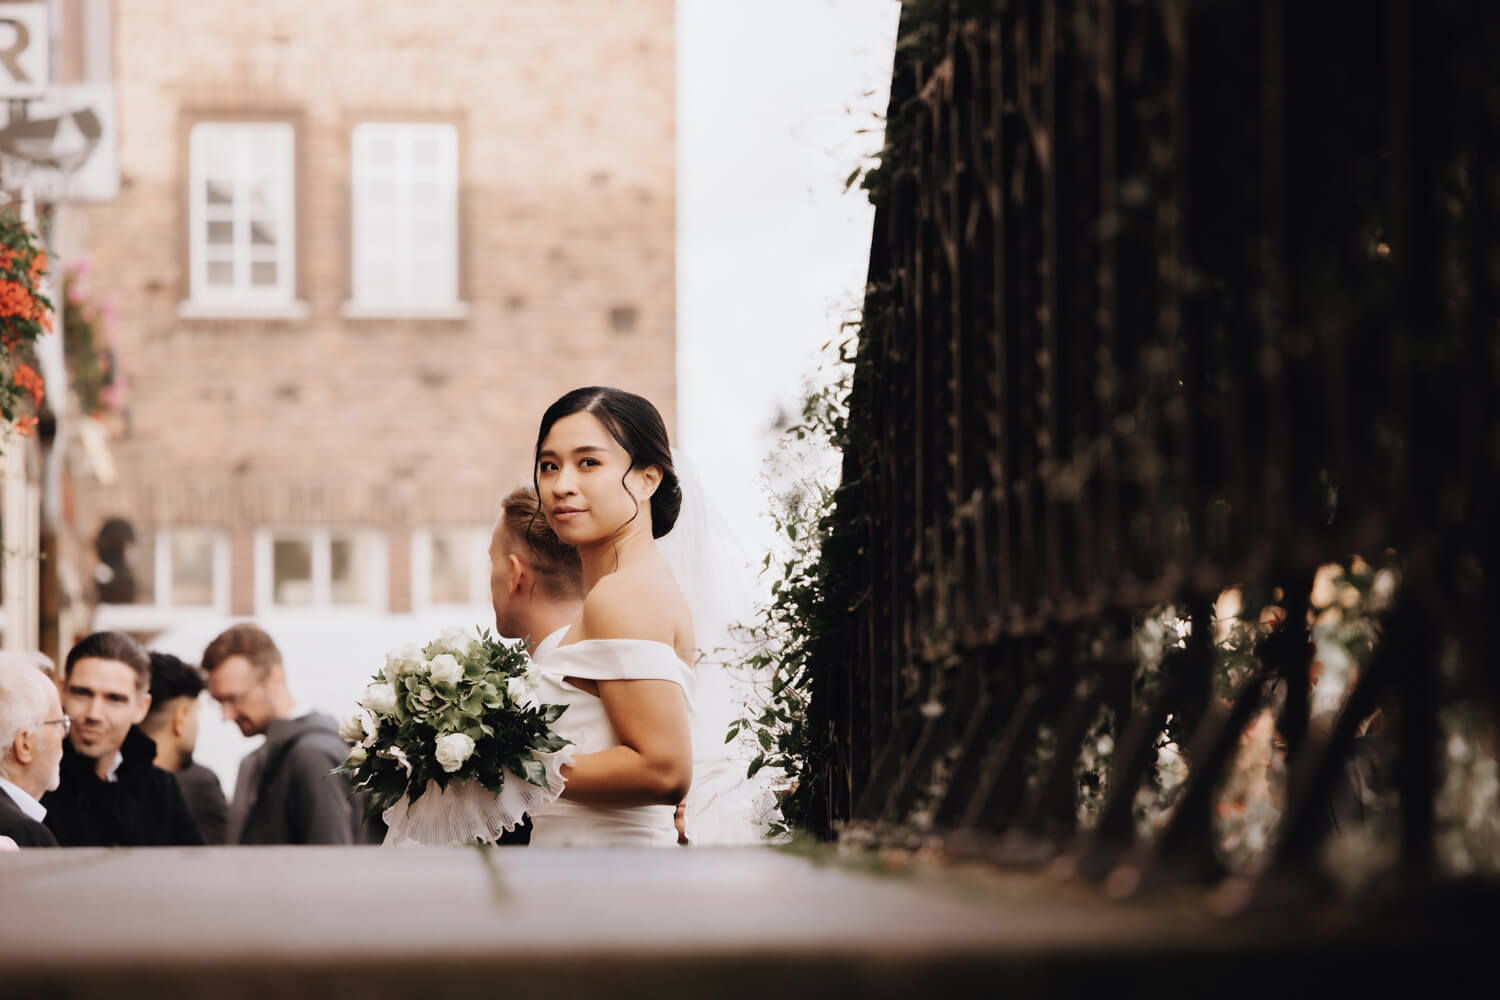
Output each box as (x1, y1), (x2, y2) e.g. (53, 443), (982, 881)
(578, 570), (680, 644)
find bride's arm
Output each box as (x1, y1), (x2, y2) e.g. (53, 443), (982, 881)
(558, 679), (692, 806)
(557, 577), (693, 807)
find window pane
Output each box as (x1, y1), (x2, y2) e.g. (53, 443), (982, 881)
(428, 531), (471, 605)
(330, 535), (374, 606)
(192, 122), (293, 303)
(368, 262), (400, 297)
(364, 180), (398, 211)
(352, 123), (457, 309)
(199, 137), (233, 180)
(249, 179), (278, 218)
(411, 138), (439, 166)
(170, 533), (215, 606)
(249, 136), (287, 176)
(368, 136), (397, 165)
(272, 538), (314, 606)
(411, 218), (446, 248)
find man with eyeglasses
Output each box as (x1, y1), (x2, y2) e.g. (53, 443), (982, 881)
(41, 632), (202, 846)
(0, 662), (67, 847)
(203, 623), (381, 844)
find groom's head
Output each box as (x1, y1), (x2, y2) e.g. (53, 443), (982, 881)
(201, 624), (294, 737)
(490, 486), (584, 643)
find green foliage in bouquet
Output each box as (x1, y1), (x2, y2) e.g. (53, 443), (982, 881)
(334, 627), (570, 823)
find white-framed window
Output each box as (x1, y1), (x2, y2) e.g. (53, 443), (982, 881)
(96, 527), (231, 613)
(346, 122), (462, 316)
(186, 121), (297, 312)
(255, 528), (388, 612)
(410, 527), (491, 610)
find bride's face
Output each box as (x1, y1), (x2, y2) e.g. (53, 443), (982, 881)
(537, 411), (659, 546)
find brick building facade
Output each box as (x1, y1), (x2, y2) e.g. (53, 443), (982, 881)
(56, 0), (676, 633)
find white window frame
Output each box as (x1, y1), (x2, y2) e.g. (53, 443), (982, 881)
(184, 121), (303, 317)
(92, 527), (231, 629)
(254, 528), (388, 614)
(344, 122), (465, 318)
(410, 527), (491, 611)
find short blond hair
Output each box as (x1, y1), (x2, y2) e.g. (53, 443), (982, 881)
(495, 486), (584, 600)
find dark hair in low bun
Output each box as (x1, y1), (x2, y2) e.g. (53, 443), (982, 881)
(535, 387), (681, 538)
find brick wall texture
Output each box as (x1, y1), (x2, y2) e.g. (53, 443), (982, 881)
(64, 0), (676, 615)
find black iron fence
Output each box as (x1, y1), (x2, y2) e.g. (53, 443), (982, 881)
(811, 0), (1500, 901)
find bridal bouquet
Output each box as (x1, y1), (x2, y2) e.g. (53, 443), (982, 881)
(336, 625), (574, 845)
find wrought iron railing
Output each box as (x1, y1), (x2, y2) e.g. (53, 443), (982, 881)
(811, 0), (1500, 902)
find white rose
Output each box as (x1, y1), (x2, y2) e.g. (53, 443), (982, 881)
(428, 653), (463, 687)
(506, 675), (537, 710)
(434, 733), (476, 774)
(338, 708), (379, 746)
(360, 683), (399, 717)
(438, 625), (475, 655)
(346, 745), (368, 766)
(338, 710), (366, 744)
(383, 643), (424, 682)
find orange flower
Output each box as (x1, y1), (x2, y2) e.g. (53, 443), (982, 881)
(13, 362), (42, 406)
(0, 276), (52, 332)
(0, 239), (55, 359)
(13, 415), (37, 436)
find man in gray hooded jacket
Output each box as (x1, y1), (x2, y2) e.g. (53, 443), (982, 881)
(202, 624), (382, 844)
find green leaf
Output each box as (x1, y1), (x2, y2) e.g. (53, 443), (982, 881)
(519, 757), (549, 788)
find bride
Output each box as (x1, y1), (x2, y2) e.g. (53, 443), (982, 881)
(524, 386), (700, 847)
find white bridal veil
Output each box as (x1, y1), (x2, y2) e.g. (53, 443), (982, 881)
(657, 450), (784, 844)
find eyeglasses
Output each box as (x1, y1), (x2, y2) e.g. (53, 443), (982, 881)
(214, 676), (268, 710)
(37, 716), (71, 736)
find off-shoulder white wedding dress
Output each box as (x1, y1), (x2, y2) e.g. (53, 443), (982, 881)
(526, 638), (695, 847)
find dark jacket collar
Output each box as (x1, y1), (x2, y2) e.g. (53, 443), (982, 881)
(60, 726), (159, 781)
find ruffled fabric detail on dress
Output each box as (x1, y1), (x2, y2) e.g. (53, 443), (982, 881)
(382, 747), (575, 847)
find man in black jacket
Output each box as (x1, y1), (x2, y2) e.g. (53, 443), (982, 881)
(203, 623), (381, 844)
(42, 632), (202, 847)
(142, 652), (229, 844)
(0, 662), (66, 847)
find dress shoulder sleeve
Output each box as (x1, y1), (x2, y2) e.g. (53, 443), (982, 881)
(539, 640), (695, 709)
